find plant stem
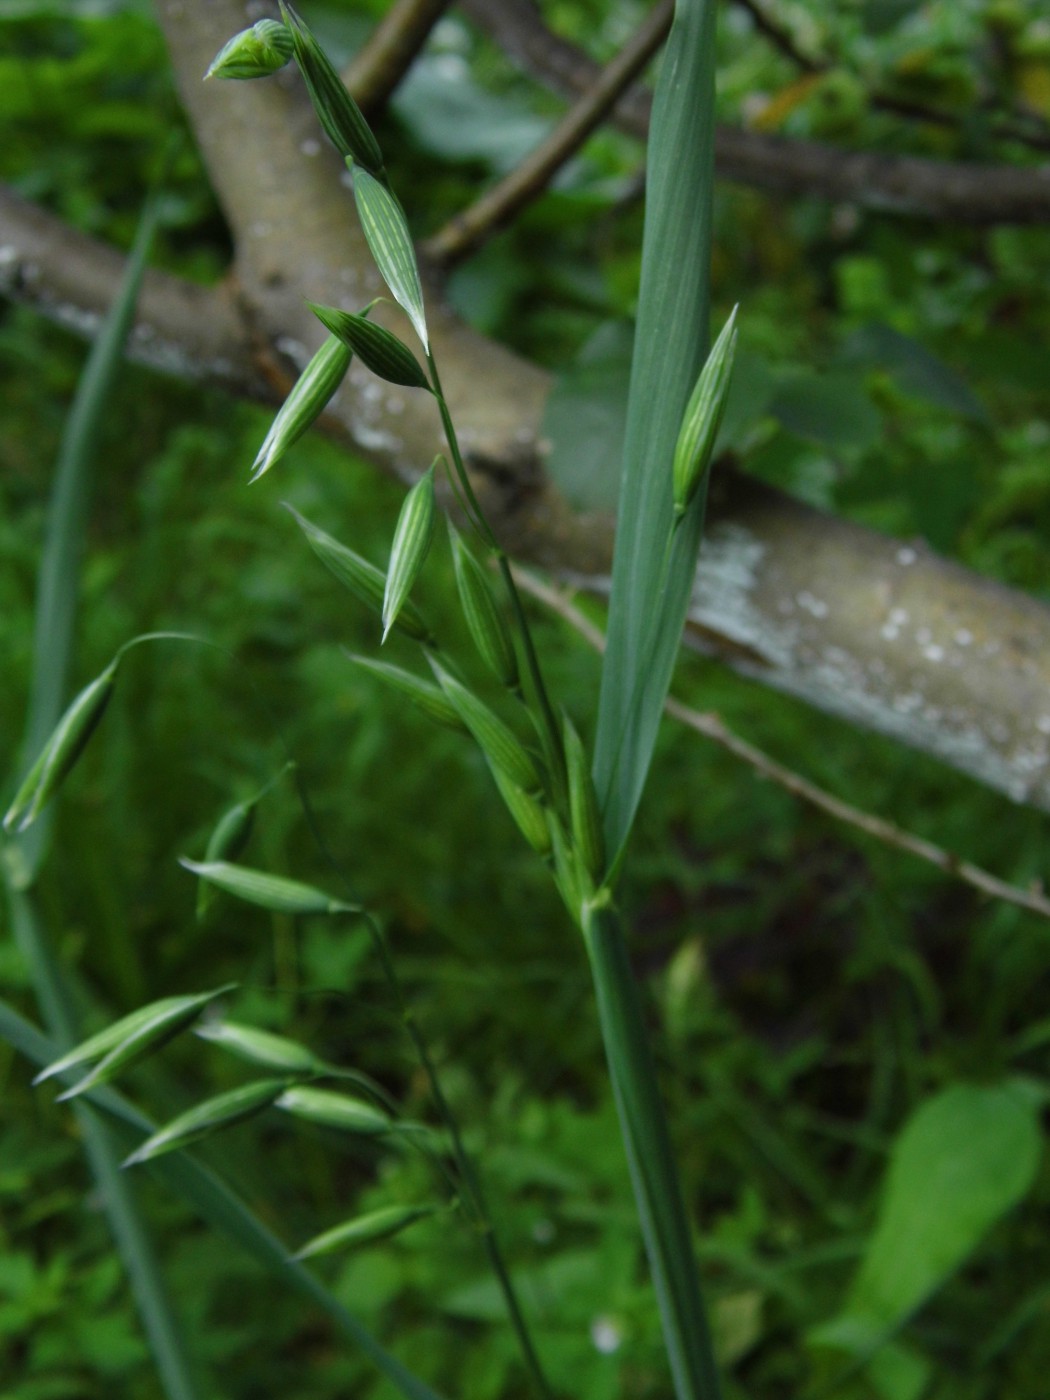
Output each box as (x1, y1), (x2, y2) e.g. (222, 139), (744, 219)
(427, 351), (566, 797)
(361, 914), (556, 1400)
(581, 896), (723, 1400)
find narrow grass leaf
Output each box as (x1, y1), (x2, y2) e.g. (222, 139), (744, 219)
(593, 0), (719, 863)
(250, 335), (352, 482)
(672, 307), (738, 520)
(4, 183), (204, 1399)
(194, 1020), (324, 1075)
(564, 715), (605, 884)
(124, 1078), (292, 1167)
(310, 304), (430, 389)
(206, 19), (293, 79)
(295, 1204), (435, 1261)
(352, 166), (428, 351)
(277, 1084), (392, 1134)
(346, 654), (465, 731)
(4, 657), (119, 834)
(280, 3), (384, 174)
(383, 464), (436, 642)
(179, 859), (359, 916)
(450, 527), (519, 690)
(285, 504), (433, 643)
(430, 660), (543, 795)
(10, 176), (161, 884)
(0, 998), (449, 1400)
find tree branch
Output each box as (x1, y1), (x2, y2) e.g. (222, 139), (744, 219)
(423, 0), (672, 266)
(461, 0), (1050, 223)
(8, 1), (1050, 824)
(345, 0), (455, 116)
(513, 566), (1050, 923)
(0, 186), (256, 394)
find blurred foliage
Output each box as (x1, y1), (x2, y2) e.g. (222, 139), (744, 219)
(1, 2), (1050, 1399)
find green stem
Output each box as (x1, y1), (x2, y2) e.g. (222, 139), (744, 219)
(581, 896), (723, 1400)
(426, 352), (566, 798)
(361, 914), (556, 1400)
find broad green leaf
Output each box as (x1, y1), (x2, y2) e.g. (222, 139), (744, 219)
(841, 322), (990, 425)
(352, 166), (428, 351)
(383, 464), (436, 642)
(250, 335), (353, 482)
(295, 1204), (435, 1261)
(179, 859), (359, 916)
(4, 657), (119, 834)
(768, 368), (883, 452)
(124, 1078), (293, 1166)
(285, 504), (434, 644)
(393, 57), (549, 173)
(846, 1080), (1042, 1332)
(280, 3), (384, 174)
(194, 1020), (324, 1075)
(35, 986), (235, 1090)
(276, 1085), (392, 1134)
(309, 304), (430, 389)
(592, 0), (720, 867)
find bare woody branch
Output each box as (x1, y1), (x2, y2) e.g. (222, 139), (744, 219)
(0, 187), (256, 394)
(513, 568), (1050, 925)
(461, 0), (1050, 223)
(345, 0), (455, 116)
(7, 0), (1050, 823)
(423, 0), (672, 266)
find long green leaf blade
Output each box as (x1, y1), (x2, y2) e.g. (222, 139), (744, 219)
(8, 188), (160, 883)
(592, 0), (719, 861)
(3, 184), (205, 1400)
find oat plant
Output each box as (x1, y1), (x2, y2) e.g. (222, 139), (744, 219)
(4, 4), (738, 1397)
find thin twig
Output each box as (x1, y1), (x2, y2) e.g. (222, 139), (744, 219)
(344, 0), (455, 115)
(423, 0), (673, 266)
(512, 567), (1050, 924)
(732, 0), (821, 72)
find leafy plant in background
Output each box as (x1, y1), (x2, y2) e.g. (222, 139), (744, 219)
(2, 4), (1048, 1400)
